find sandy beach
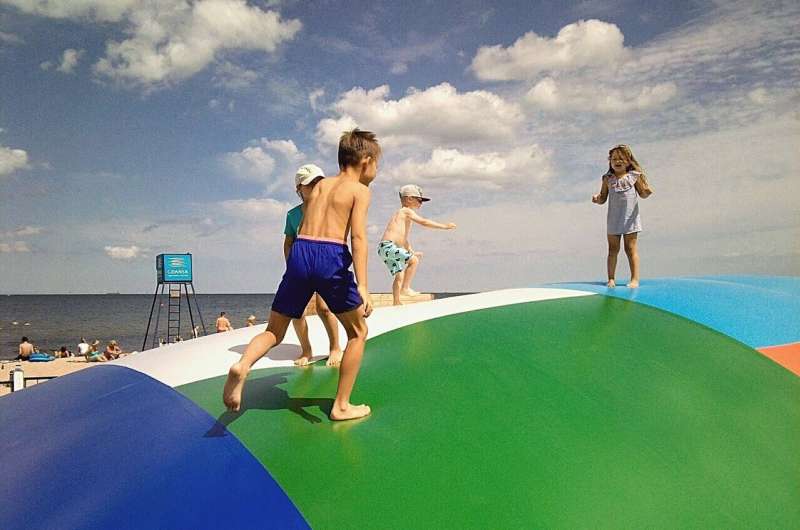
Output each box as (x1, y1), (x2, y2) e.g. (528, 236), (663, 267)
(0, 357), (98, 397)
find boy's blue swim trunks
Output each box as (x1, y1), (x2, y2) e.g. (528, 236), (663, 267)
(272, 237), (363, 318)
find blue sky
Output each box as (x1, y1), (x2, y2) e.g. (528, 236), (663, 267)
(0, 0), (798, 293)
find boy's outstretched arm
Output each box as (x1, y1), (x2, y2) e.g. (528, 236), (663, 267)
(592, 179), (609, 204)
(407, 209), (456, 230)
(351, 186), (373, 317)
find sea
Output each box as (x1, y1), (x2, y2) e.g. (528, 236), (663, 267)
(0, 293), (468, 360)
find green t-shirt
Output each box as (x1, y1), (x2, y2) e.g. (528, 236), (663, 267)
(284, 204), (303, 239)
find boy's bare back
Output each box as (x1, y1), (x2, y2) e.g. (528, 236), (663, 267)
(299, 176), (368, 242)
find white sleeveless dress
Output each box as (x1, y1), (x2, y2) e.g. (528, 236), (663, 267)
(606, 171), (642, 235)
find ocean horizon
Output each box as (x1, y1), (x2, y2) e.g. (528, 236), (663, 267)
(0, 292), (470, 360)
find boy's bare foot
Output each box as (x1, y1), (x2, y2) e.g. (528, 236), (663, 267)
(326, 348), (344, 367)
(223, 363), (248, 412)
(607, 279), (616, 288)
(628, 280), (639, 288)
(400, 288), (420, 296)
(294, 352), (312, 367)
(330, 403), (371, 421)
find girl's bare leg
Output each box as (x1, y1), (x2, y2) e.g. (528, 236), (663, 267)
(624, 232), (640, 288)
(292, 316), (313, 366)
(316, 294), (343, 366)
(606, 234), (621, 288)
(223, 311), (291, 411)
(400, 255), (420, 295)
(330, 307), (371, 421)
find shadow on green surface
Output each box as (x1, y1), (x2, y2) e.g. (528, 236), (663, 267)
(205, 372), (334, 437)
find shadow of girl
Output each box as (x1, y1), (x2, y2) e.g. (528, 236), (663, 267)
(206, 372), (334, 437)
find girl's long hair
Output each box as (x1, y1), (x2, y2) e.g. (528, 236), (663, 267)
(608, 144), (649, 187)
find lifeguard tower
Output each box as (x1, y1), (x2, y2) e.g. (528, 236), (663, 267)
(142, 253), (207, 350)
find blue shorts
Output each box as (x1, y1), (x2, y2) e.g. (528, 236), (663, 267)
(272, 238), (363, 319)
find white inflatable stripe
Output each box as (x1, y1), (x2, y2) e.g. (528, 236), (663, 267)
(114, 288), (594, 388)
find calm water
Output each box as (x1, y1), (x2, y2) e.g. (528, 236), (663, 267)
(0, 293), (468, 360)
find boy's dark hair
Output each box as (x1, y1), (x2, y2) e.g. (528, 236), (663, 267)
(338, 128), (381, 169)
(220, 312), (226, 316)
(22, 336), (28, 342)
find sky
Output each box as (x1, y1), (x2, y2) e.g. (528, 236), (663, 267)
(0, 0), (798, 294)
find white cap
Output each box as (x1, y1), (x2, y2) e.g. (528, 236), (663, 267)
(295, 164), (325, 186)
(399, 184), (430, 202)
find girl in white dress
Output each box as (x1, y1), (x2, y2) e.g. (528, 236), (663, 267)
(592, 144), (653, 288)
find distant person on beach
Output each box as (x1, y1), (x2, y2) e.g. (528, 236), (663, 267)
(246, 315), (257, 327)
(215, 312), (233, 332)
(18, 337), (33, 360)
(103, 340), (122, 360)
(223, 129), (378, 421)
(284, 163), (344, 367)
(378, 184), (456, 305)
(592, 144), (653, 288)
(86, 340), (105, 362)
(57, 346), (73, 358)
(77, 337), (90, 356)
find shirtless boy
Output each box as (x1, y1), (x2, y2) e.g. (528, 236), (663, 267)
(378, 184), (456, 305)
(223, 129), (379, 421)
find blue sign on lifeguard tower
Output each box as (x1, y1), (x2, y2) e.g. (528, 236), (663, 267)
(156, 253), (192, 283)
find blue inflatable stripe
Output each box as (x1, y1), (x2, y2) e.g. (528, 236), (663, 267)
(553, 276), (800, 348)
(0, 365), (309, 530)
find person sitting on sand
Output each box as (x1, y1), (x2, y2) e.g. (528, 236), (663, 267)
(77, 337), (90, 356)
(378, 184), (456, 305)
(103, 340), (122, 360)
(57, 346), (73, 358)
(215, 312), (233, 332)
(86, 340), (105, 362)
(18, 337), (33, 360)
(246, 315), (257, 327)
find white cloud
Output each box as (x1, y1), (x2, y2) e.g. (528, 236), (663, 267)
(56, 48), (84, 74)
(104, 245), (142, 260)
(3, 0), (302, 88)
(0, 241), (31, 253)
(94, 0), (301, 87)
(471, 19), (627, 81)
(308, 88), (325, 111)
(0, 144), (29, 176)
(316, 83), (524, 150)
(385, 145), (553, 191)
(0, 30), (24, 44)
(747, 87), (773, 105)
(218, 197), (291, 220)
(221, 138), (304, 193)
(0, 0), (138, 22)
(213, 61), (259, 89)
(4, 226), (43, 237)
(526, 77), (677, 113)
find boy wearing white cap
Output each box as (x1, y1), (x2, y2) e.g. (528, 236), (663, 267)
(284, 164), (344, 367)
(378, 184), (456, 305)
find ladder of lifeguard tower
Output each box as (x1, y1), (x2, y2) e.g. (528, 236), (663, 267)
(167, 284), (181, 342)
